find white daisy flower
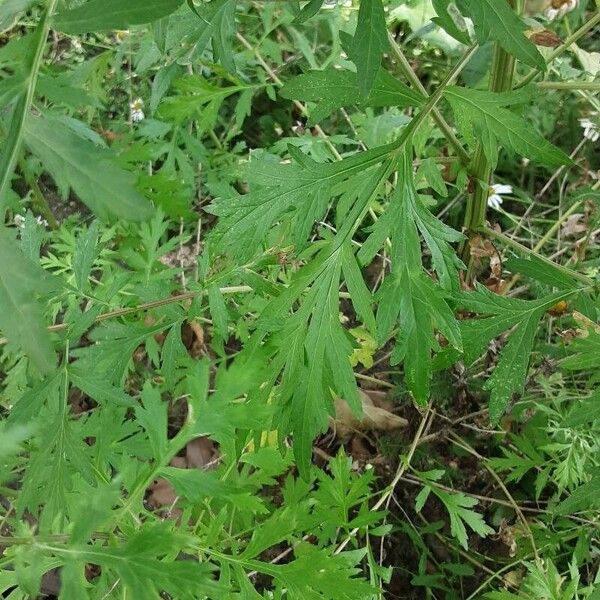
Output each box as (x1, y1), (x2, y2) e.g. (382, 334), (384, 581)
(487, 184), (513, 211)
(545, 0), (578, 21)
(580, 117), (599, 142)
(129, 98), (145, 123)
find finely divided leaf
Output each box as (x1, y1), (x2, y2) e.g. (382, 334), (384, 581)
(371, 150), (462, 402)
(262, 546), (376, 599)
(208, 142), (393, 260)
(280, 67), (423, 125)
(457, 285), (575, 422)
(430, 487), (494, 550)
(55, 524), (221, 599)
(186, 0), (237, 73)
(53, 0), (185, 33)
(445, 86), (571, 168)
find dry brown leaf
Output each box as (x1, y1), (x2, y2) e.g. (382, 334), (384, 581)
(186, 437), (217, 468)
(469, 235), (496, 260)
(528, 29), (561, 47)
(149, 478), (178, 507)
(148, 439), (218, 511)
(332, 390), (408, 438)
(182, 319), (206, 358)
(561, 213), (587, 237)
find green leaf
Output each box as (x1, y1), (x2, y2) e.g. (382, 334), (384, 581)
(208, 142), (394, 260)
(456, 0), (544, 70)
(256, 546), (376, 599)
(0, 227), (56, 373)
(280, 67), (423, 126)
(18, 211), (44, 260)
(208, 284), (229, 339)
(0, 0), (34, 33)
(444, 86), (571, 168)
(54, 524), (221, 599)
(52, 0), (185, 33)
(342, 244), (376, 333)
(359, 150), (464, 288)
(429, 487), (494, 550)
(381, 271), (461, 403)
(348, 0), (389, 96)
(564, 391), (600, 427)
(506, 255), (583, 290)
(161, 323), (187, 391)
(561, 325), (600, 371)
(68, 366), (136, 408)
(186, 0), (237, 73)
(456, 285), (575, 422)
(72, 220), (100, 291)
(245, 166), (390, 477)
(556, 473), (600, 514)
(431, 0), (471, 45)
(135, 382), (168, 460)
(159, 75), (250, 126)
(23, 113), (153, 221)
(0, 2), (52, 210)
(160, 466), (237, 502)
(361, 150), (462, 402)
(295, 0), (325, 23)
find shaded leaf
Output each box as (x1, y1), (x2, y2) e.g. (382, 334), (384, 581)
(23, 113), (154, 221)
(0, 227), (56, 373)
(53, 0), (185, 33)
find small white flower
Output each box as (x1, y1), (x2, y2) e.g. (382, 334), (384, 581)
(487, 183), (513, 211)
(13, 214), (48, 229)
(545, 0), (578, 21)
(580, 117), (600, 142)
(71, 38), (83, 53)
(129, 97), (145, 123)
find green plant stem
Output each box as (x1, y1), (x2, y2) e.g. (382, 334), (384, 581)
(387, 32), (471, 166)
(478, 224), (594, 286)
(461, 38), (517, 266)
(390, 44), (479, 154)
(0, 0), (58, 208)
(537, 80), (600, 91)
(532, 199), (582, 252)
(516, 9), (600, 89)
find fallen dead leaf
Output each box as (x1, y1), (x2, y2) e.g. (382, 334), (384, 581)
(561, 213), (587, 237)
(332, 390), (408, 438)
(148, 438), (218, 511)
(186, 437), (217, 468)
